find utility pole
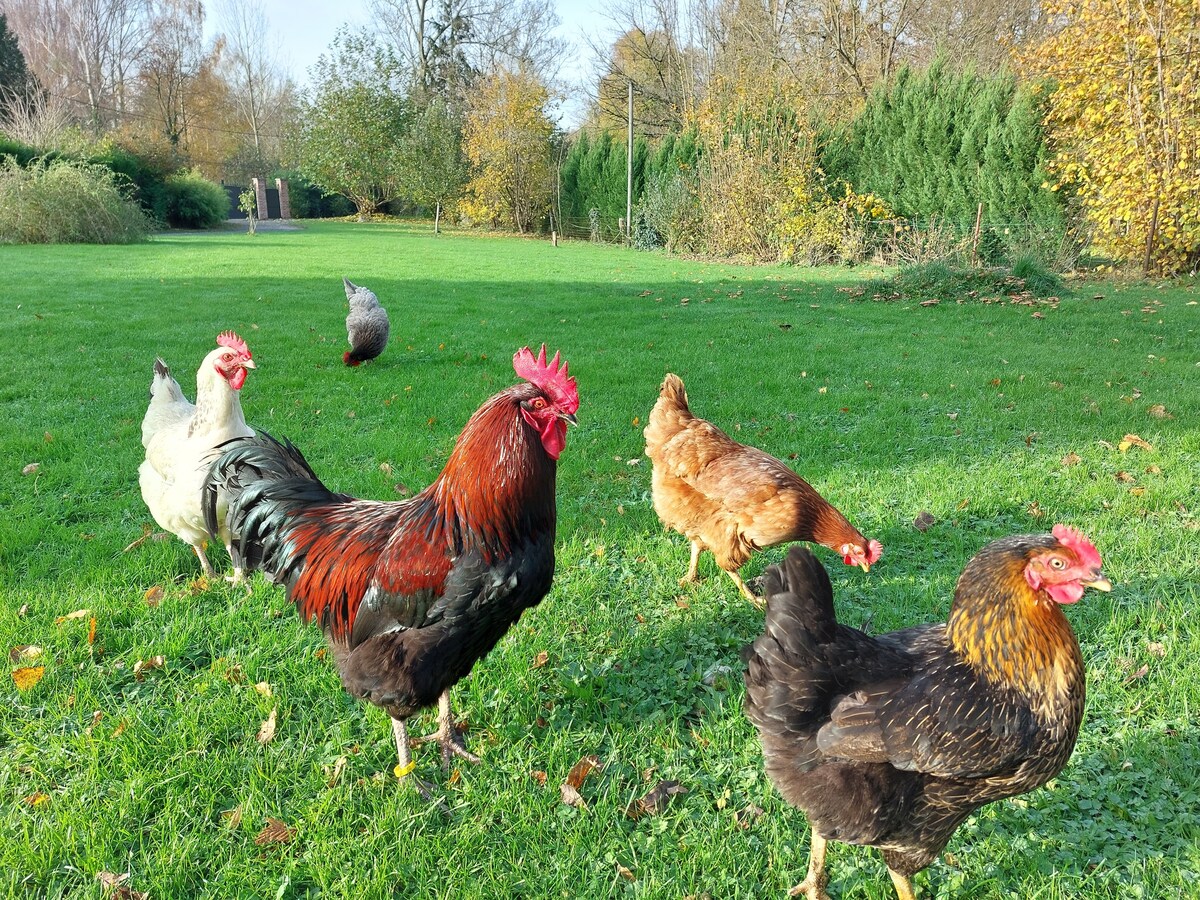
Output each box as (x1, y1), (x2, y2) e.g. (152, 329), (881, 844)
(626, 80), (634, 243)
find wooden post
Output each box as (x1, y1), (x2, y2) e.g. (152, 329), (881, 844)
(552, 231), (558, 247)
(971, 202), (984, 266)
(626, 80), (634, 244)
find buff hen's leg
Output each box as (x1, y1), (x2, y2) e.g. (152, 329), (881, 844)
(679, 541), (702, 585)
(788, 831), (831, 900)
(725, 569), (765, 608)
(887, 868), (916, 900)
(415, 691), (482, 769)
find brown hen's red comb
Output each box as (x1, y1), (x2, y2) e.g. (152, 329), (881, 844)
(217, 331), (251, 357)
(1052, 523), (1102, 569)
(513, 344), (579, 413)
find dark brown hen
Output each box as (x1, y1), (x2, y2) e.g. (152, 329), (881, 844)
(742, 526), (1109, 899)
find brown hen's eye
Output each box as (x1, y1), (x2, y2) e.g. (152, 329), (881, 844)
(1050, 557), (1066, 570)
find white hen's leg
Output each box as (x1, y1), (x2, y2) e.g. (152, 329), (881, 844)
(192, 543), (217, 578)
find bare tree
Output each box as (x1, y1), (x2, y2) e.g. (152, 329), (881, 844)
(139, 0), (207, 147)
(215, 0), (291, 155)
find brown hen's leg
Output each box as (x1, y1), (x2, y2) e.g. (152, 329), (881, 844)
(415, 691), (482, 769)
(788, 832), (831, 900)
(726, 569), (764, 608)
(887, 868), (916, 900)
(679, 541), (702, 585)
(391, 717), (441, 805)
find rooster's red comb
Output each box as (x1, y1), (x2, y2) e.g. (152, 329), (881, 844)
(513, 344), (579, 414)
(1052, 524), (1102, 569)
(217, 331), (251, 358)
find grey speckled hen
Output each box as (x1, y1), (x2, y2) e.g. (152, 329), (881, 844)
(343, 277), (390, 366)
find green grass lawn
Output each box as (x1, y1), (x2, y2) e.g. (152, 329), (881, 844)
(1, 221), (1198, 900)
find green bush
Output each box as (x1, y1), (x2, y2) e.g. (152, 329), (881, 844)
(164, 168), (229, 228)
(87, 143), (173, 223)
(862, 258), (1065, 302)
(0, 156), (151, 244)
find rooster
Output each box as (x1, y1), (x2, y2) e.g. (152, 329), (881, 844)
(343, 277), (390, 366)
(139, 332), (256, 580)
(742, 526), (1110, 899)
(643, 374), (881, 604)
(202, 345), (579, 795)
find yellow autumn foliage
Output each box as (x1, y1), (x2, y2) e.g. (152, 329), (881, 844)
(1023, 0), (1200, 273)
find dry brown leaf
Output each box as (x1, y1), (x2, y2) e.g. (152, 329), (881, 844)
(625, 780), (688, 819)
(56, 608), (91, 624)
(95, 871), (129, 892)
(132, 655), (166, 680)
(87, 617), (98, 646)
(21, 462), (40, 476)
(1115, 471), (1135, 483)
(1118, 433), (1153, 453)
(559, 783), (586, 808)
(85, 710), (104, 736)
(187, 576), (210, 595)
(1146, 641), (1166, 658)
(1061, 452), (1082, 467)
(616, 864), (636, 882)
(1145, 464), (1162, 475)
(1130, 487), (1146, 496)
(956, 498), (969, 511)
(1124, 664), (1150, 684)
(222, 806), (243, 829)
(1027, 501), (1045, 519)
(12, 666), (45, 690)
(112, 719), (128, 738)
(9, 645), (43, 663)
(565, 755), (601, 789)
(18, 604), (28, 617)
(1147, 404), (1172, 419)
(734, 803), (765, 830)
(254, 681), (273, 698)
(913, 511), (936, 532)
(257, 708), (277, 744)
(143, 586), (164, 607)
(254, 817), (295, 845)
(23, 791), (49, 807)
(530, 770), (548, 786)
(531, 651), (549, 669)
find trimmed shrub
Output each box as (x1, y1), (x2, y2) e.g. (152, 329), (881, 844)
(164, 169), (228, 228)
(0, 156), (151, 244)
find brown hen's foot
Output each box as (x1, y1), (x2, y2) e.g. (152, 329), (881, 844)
(887, 868), (916, 900)
(413, 691), (482, 769)
(788, 832), (831, 900)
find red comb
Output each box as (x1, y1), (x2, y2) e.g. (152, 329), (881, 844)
(217, 331), (251, 358)
(513, 344), (579, 414)
(1053, 524), (1102, 569)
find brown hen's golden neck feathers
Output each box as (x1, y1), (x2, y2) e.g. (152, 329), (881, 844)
(947, 535), (1083, 717)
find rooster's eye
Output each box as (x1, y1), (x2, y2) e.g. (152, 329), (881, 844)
(531, 398), (547, 410)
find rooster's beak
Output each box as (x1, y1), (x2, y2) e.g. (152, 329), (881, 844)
(1083, 575), (1112, 592)
(559, 412), (578, 426)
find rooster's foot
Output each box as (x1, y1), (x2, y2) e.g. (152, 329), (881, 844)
(413, 692), (482, 770)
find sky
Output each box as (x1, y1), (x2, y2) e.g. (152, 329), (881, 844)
(228, 0), (613, 126)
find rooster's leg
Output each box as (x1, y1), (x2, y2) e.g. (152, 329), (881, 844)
(887, 868), (916, 900)
(415, 691), (482, 769)
(391, 717), (442, 805)
(679, 542), (702, 585)
(192, 543), (217, 578)
(787, 831), (831, 900)
(726, 570), (765, 609)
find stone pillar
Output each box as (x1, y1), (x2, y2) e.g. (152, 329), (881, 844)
(275, 178), (291, 219)
(252, 177), (269, 220)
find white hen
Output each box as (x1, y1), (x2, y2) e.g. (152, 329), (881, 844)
(139, 332), (256, 579)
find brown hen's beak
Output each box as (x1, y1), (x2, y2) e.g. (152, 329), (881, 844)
(859, 561), (871, 573)
(1083, 575), (1112, 592)
(559, 412), (578, 426)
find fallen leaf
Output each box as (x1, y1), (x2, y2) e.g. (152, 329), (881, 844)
(1123, 664), (1150, 684)
(616, 864), (636, 881)
(913, 511), (936, 531)
(531, 651), (549, 669)
(1118, 433), (1153, 453)
(85, 710), (104, 735)
(132, 655), (166, 680)
(1129, 487), (1146, 496)
(1115, 471), (1135, 483)
(1146, 641), (1166, 658)
(9, 645), (43, 663)
(559, 783), (585, 808)
(87, 617), (98, 646)
(947, 412), (958, 420)
(18, 604), (28, 617)
(143, 586), (164, 607)
(625, 780), (688, 819)
(734, 803), (765, 830)
(55, 608), (90, 624)
(257, 708), (277, 744)
(325, 755), (348, 787)
(222, 806), (243, 829)
(1061, 452), (1082, 467)
(254, 817), (295, 845)
(1145, 464), (1162, 475)
(95, 872), (129, 891)
(21, 462), (40, 476)
(254, 680), (273, 698)
(111, 719), (128, 738)
(1027, 501), (1044, 519)
(380, 461), (393, 476)
(565, 754), (602, 789)
(1147, 404), (1172, 419)
(23, 791), (49, 807)
(530, 770), (548, 786)
(956, 498), (969, 511)
(187, 576), (210, 595)
(12, 666), (45, 690)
